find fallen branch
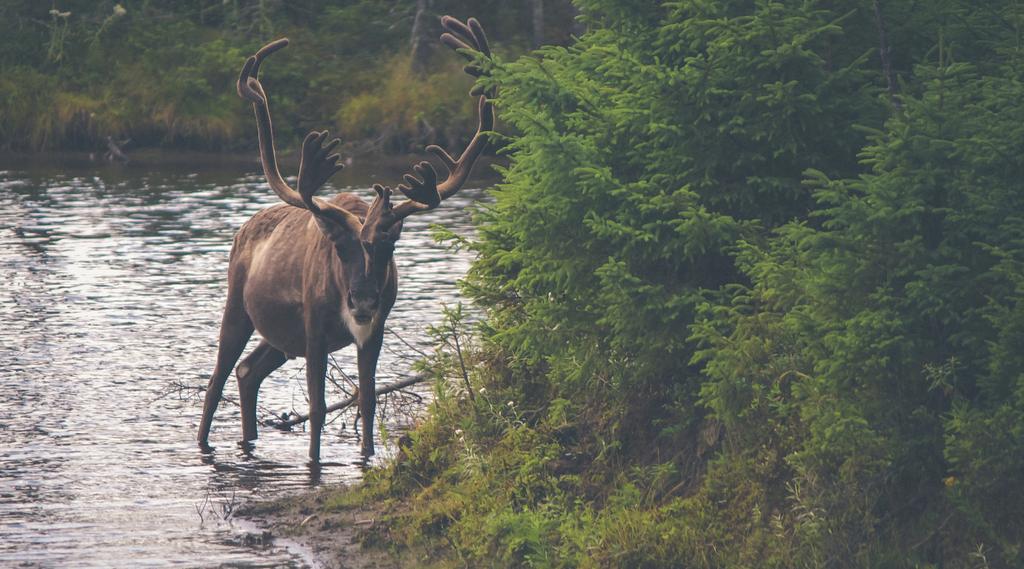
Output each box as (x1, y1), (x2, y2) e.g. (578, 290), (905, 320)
(265, 373), (428, 430)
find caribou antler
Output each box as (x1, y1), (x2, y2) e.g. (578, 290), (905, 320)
(297, 130), (345, 210)
(441, 15), (493, 95)
(374, 16), (496, 228)
(237, 39), (355, 228)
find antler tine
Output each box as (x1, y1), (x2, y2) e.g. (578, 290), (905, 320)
(432, 95), (493, 200)
(297, 129), (348, 214)
(395, 161), (440, 207)
(440, 17), (491, 60)
(237, 38), (289, 102)
(388, 96), (492, 221)
(238, 38), (352, 227)
(297, 131), (328, 209)
(237, 38), (309, 210)
(253, 38), (289, 73)
(367, 183), (394, 218)
(467, 18), (491, 57)
(380, 16), (495, 225)
(440, 16), (493, 97)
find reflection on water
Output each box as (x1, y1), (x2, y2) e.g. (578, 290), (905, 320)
(0, 157), (486, 567)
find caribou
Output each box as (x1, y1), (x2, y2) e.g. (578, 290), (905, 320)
(197, 16), (494, 461)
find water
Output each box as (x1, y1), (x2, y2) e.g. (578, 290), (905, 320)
(0, 154), (488, 567)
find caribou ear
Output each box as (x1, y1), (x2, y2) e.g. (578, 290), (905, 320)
(310, 203), (363, 243)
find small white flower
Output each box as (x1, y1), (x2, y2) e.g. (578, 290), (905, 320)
(506, 400), (514, 407)
(454, 428), (463, 436)
(478, 387), (487, 394)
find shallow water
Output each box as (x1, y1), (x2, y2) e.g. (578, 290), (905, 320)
(0, 155), (486, 567)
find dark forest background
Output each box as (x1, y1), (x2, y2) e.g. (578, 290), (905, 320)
(0, 0), (575, 153)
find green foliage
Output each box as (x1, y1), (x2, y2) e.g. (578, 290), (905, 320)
(361, 1), (1024, 568)
(692, 58), (1024, 565)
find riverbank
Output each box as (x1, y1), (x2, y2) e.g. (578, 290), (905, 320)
(238, 485), (409, 569)
(0, 149), (257, 173)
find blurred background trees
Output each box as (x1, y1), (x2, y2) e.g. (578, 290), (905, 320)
(0, 0), (577, 152)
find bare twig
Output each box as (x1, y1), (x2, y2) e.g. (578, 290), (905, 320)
(266, 374), (428, 430)
(156, 379), (237, 406)
(195, 492), (211, 526)
(386, 325), (430, 359)
(327, 354), (357, 396)
(219, 490), (240, 521)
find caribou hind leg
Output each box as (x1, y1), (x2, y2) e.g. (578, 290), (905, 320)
(236, 340), (287, 442)
(198, 283), (254, 446)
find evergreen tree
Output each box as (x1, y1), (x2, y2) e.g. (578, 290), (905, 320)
(378, 1), (1024, 567)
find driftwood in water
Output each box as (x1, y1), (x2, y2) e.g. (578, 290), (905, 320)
(265, 373), (427, 430)
(105, 136), (130, 162)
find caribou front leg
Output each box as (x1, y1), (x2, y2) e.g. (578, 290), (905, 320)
(357, 331), (384, 456)
(304, 339), (329, 463)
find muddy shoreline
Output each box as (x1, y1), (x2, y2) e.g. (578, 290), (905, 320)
(237, 486), (405, 569)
